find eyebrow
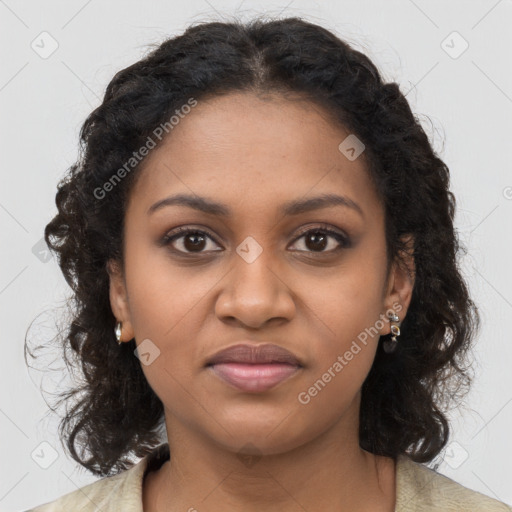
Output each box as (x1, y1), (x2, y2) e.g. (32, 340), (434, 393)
(147, 192), (364, 218)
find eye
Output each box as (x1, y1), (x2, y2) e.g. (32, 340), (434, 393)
(162, 227), (222, 254)
(161, 224), (351, 256)
(288, 225), (351, 254)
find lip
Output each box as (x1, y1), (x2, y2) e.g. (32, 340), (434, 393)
(206, 343), (302, 366)
(209, 362), (301, 392)
(205, 343), (303, 393)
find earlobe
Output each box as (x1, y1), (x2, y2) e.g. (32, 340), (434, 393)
(107, 259), (135, 342)
(382, 235), (416, 335)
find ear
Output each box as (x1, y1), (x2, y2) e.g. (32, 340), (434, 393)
(107, 259), (135, 342)
(380, 235), (415, 335)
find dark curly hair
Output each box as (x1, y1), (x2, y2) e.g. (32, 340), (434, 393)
(25, 15), (479, 477)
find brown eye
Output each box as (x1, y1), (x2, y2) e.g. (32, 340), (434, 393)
(306, 231), (328, 251)
(289, 227), (350, 254)
(162, 227), (222, 254)
(161, 224), (350, 256)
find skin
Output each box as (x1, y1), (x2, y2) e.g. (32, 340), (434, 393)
(108, 91), (415, 512)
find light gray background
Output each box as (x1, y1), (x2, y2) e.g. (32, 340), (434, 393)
(1, 0), (511, 510)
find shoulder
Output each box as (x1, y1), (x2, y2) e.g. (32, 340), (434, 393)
(25, 462), (145, 512)
(395, 455), (512, 511)
(24, 443), (171, 512)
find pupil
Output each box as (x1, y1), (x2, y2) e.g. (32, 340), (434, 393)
(307, 232), (327, 251)
(184, 233), (205, 251)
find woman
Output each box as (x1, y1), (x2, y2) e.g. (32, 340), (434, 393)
(24, 16), (511, 512)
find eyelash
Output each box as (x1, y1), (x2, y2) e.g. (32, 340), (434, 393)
(161, 224), (351, 256)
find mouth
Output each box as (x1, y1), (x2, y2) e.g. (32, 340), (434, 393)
(205, 343), (303, 393)
(207, 362), (302, 392)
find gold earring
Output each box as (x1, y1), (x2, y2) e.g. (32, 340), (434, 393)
(115, 321), (122, 345)
(383, 311), (401, 353)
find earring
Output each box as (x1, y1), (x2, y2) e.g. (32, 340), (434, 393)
(383, 311), (401, 353)
(115, 321), (122, 345)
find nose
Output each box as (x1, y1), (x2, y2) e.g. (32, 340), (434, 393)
(214, 248), (295, 329)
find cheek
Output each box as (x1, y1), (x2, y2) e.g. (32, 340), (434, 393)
(123, 256), (212, 412)
(291, 343), (375, 445)
(124, 239), (218, 339)
(295, 311), (379, 424)
(297, 263), (384, 403)
(123, 245), (230, 395)
(302, 259), (385, 344)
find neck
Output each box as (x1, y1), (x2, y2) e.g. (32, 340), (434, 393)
(145, 404), (396, 512)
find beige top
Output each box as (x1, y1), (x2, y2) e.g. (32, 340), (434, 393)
(25, 443), (511, 511)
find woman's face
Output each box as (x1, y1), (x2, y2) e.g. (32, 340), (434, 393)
(108, 91), (414, 455)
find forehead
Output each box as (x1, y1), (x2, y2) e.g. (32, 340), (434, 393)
(127, 91), (382, 220)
